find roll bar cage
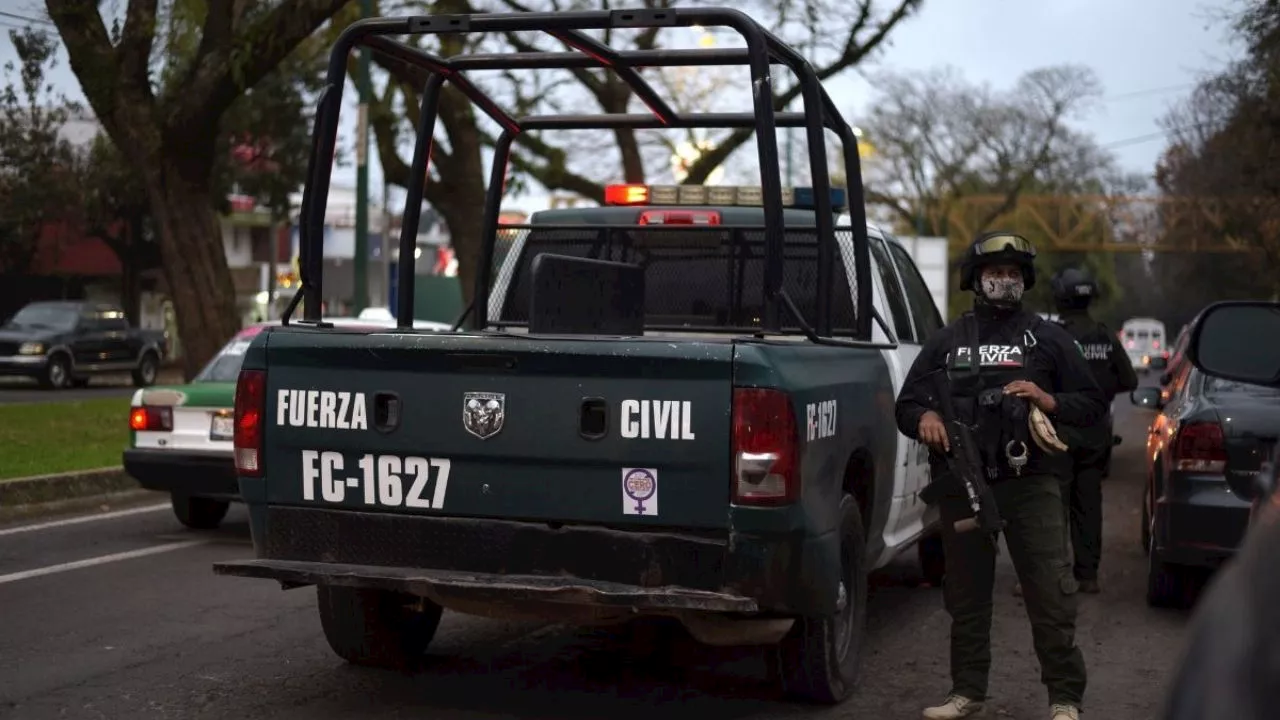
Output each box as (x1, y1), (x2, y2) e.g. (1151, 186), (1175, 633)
(284, 7), (873, 341)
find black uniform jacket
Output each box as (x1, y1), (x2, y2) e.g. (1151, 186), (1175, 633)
(894, 303), (1108, 482)
(1056, 309), (1140, 399)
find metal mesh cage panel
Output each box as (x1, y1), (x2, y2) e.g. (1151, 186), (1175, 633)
(487, 225), (858, 333)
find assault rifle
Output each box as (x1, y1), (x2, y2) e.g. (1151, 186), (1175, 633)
(932, 376), (1006, 542)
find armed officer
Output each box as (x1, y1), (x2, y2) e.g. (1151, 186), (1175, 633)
(895, 232), (1107, 720)
(1049, 267), (1139, 594)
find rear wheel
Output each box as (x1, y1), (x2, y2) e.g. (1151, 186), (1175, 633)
(1146, 515), (1192, 609)
(1141, 482), (1151, 554)
(777, 493), (867, 704)
(317, 585), (443, 669)
(171, 494), (230, 530)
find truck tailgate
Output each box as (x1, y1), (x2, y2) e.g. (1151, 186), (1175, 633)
(261, 330), (735, 529)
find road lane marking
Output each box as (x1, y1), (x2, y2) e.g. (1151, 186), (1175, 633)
(0, 540), (207, 586)
(0, 503), (170, 537)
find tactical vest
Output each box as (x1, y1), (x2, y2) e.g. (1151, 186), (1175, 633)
(944, 311), (1043, 482)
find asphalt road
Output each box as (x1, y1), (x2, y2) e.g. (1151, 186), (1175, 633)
(0, 379), (1194, 720)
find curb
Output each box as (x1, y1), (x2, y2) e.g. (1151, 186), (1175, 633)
(0, 466), (141, 510)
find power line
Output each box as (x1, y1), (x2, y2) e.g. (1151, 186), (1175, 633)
(1101, 130), (1172, 149)
(0, 10), (55, 27)
(1100, 121), (1216, 150)
(1101, 83), (1198, 102)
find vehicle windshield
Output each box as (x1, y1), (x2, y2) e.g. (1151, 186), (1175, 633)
(4, 304), (79, 331)
(193, 335), (257, 383)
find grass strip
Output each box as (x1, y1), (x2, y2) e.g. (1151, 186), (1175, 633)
(0, 398), (130, 481)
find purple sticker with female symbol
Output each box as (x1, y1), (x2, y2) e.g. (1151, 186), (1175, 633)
(621, 467), (659, 516)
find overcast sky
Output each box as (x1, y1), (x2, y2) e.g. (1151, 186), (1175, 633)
(0, 0), (1241, 215)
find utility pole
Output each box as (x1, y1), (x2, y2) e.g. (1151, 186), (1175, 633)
(381, 178), (392, 307)
(353, 0), (373, 313)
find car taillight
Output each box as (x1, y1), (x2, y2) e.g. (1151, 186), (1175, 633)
(129, 406), (172, 432)
(638, 210), (721, 225)
(234, 369), (266, 476)
(731, 388), (799, 506)
(1173, 421), (1226, 474)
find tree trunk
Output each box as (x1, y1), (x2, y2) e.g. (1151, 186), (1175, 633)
(120, 216), (142, 325)
(143, 162), (241, 380)
(438, 197), (486, 312)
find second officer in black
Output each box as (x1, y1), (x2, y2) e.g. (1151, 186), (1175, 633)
(1049, 267), (1139, 593)
(896, 232), (1107, 720)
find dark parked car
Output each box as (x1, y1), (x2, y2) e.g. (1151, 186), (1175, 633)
(1131, 361), (1280, 608)
(0, 301), (167, 389)
(1153, 300), (1280, 720)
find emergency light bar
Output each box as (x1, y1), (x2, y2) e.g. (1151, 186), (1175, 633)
(603, 184), (849, 212)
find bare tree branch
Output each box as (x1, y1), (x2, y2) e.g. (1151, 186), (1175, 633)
(162, 0), (351, 138)
(679, 0), (922, 185)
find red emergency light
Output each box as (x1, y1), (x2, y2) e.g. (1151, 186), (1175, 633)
(604, 184), (649, 205)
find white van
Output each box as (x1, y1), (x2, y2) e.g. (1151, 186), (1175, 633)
(1121, 317), (1167, 373)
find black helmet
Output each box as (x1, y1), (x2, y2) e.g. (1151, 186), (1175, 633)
(1051, 267), (1098, 308)
(959, 231), (1037, 292)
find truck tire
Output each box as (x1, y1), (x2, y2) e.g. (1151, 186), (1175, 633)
(777, 493), (867, 704)
(132, 351), (159, 387)
(917, 531), (946, 587)
(39, 353), (70, 390)
(171, 494), (230, 530)
(317, 585), (444, 670)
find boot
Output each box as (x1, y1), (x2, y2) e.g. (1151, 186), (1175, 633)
(923, 694), (984, 719)
(1051, 703), (1080, 720)
(1077, 578), (1100, 594)
(1012, 582), (1022, 597)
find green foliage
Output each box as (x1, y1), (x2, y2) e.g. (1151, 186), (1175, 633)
(1140, 0), (1280, 329)
(158, 0), (327, 218)
(0, 27), (80, 274)
(216, 44), (326, 219)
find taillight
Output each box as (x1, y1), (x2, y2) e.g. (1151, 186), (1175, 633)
(1173, 421), (1226, 474)
(129, 406), (173, 432)
(731, 388), (799, 506)
(234, 369), (266, 476)
(638, 210), (722, 225)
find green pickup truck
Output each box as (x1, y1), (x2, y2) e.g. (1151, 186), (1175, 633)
(214, 8), (943, 704)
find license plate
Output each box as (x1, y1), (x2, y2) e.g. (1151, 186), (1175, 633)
(210, 414), (234, 440)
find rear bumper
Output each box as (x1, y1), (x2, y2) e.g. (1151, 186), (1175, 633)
(212, 558), (758, 613)
(123, 448), (240, 499)
(1154, 474), (1251, 567)
(222, 504), (839, 616)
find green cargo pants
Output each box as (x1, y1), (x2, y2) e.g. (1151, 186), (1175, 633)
(937, 472), (1087, 707)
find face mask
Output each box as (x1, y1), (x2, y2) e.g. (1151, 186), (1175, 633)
(980, 273), (1025, 304)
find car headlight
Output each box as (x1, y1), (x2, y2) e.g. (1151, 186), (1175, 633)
(18, 342), (44, 355)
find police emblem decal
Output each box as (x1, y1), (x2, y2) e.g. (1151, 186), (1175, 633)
(463, 392), (506, 439)
(621, 467), (659, 516)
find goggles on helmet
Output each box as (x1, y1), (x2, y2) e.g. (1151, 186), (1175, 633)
(973, 233), (1036, 258)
